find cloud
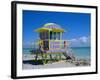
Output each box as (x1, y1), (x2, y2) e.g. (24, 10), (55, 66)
(69, 39), (78, 42)
(68, 36), (90, 47)
(79, 36), (88, 43)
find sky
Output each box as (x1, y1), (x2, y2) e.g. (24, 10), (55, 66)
(23, 10), (91, 47)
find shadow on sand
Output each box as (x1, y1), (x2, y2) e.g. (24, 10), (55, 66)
(23, 60), (44, 65)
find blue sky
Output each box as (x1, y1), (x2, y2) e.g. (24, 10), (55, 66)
(23, 10), (91, 47)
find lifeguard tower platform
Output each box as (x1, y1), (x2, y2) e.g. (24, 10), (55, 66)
(32, 23), (75, 64)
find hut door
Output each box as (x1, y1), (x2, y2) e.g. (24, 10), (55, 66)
(43, 41), (49, 50)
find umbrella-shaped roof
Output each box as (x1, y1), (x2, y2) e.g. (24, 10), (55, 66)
(44, 23), (61, 28)
(35, 23), (65, 32)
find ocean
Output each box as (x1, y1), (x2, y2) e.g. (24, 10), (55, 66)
(71, 47), (90, 59)
(23, 47), (90, 59)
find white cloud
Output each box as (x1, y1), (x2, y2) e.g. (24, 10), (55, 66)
(79, 36), (88, 43)
(69, 39), (78, 42)
(68, 36), (90, 47)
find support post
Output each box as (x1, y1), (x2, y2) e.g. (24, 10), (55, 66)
(60, 32), (62, 48)
(35, 50), (38, 61)
(44, 53), (47, 64)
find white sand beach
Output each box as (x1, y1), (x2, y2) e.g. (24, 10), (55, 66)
(22, 54), (90, 70)
(23, 61), (76, 69)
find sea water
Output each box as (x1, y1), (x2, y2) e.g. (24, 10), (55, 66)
(23, 48), (31, 54)
(71, 47), (90, 59)
(23, 47), (90, 59)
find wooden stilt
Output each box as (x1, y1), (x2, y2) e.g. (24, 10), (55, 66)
(35, 51), (38, 61)
(41, 52), (44, 64)
(56, 54), (58, 61)
(50, 53), (53, 62)
(44, 53), (47, 64)
(59, 53), (62, 61)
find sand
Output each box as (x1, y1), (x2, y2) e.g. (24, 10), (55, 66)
(22, 54), (90, 70)
(23, 61), (76, 69)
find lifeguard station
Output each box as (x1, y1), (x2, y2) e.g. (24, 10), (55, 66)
(33, 23), (75, 64)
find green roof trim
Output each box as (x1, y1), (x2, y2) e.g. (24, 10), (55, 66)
(44, 23), (55, 27)
(35, 23), (66, 32)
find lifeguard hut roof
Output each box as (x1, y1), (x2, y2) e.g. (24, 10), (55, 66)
(35, 23), (65, 32)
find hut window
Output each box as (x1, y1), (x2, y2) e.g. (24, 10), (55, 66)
(42, 32), (45, 39)
(50, 31), (53, 40)
(40, 31), (48, 40)
(44, 31), (48, 39)
(43, 32), (45, 39)
(53, 32), (56, 40)
(40, 32), (43, 39)
(50, 31), (58, 40)
(50, 31), (60, 40)
(56, 32), (60, 40)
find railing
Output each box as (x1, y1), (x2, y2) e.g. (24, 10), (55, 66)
(31, 39), (69, 50)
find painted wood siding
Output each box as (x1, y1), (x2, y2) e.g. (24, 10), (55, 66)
(50, 41), (61, 49)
